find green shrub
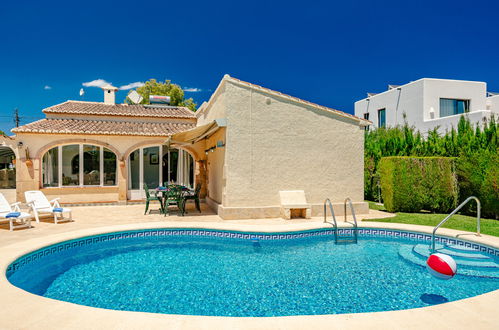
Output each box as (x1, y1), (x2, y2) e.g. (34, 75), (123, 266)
(379, 157), (458, 213)
(457, 151), (499, 218)
(365, 116), (498, 218)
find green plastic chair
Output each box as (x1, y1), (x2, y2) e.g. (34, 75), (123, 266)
(164, 184), (185, 216)
(144, 183), (164, 215)
(183, 183), (202, 213)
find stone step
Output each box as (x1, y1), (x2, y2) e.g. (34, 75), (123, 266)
(398, 245), (499, 279)
(413, 244), (498, 269)
(443, 243), (484, 253)
(413, 244), (494, 263)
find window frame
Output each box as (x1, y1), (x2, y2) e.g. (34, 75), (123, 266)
(378, 108), (386, 128)
(127, 145), (195, 193)
(363, 113), (370, 131)
(439, 98), (470, 118)
(42, 144), (118, 188)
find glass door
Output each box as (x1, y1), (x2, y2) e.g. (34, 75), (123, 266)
(127, 145), (195, 200)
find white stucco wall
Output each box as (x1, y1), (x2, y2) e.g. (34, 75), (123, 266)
(221, 80), (365, 210)
(204, 129), (225, 204)
(354, 78), (493, 134)
(487, 95), (499, 113)
(196, 83), (227, 126)
(355, 80), (424, 129)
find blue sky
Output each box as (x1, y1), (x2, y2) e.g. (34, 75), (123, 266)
(1, 0), (498, 134)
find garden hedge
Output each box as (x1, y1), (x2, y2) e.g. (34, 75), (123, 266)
(457, 151), (499, 218)
(379, 157), (458, 213)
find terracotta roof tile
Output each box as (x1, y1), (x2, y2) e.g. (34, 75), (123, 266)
(43, 101), (196, 119)
(12, 119), (195, 137)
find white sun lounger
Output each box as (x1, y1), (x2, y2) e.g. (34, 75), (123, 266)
(0, 193), (32, 231)
(25, 191), (73, 224)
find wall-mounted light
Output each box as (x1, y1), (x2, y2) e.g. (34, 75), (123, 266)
(17, 141), (23, 148)
(204, 140), (226, 155)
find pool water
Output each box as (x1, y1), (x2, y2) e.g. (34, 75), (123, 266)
(7, 230), (499, 316)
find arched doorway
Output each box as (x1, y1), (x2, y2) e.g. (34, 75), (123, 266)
(127, 145), (195, 200)
(0, 146), (16, 189)
(0, 145), (16, 206)
(162, 148), (194, 187)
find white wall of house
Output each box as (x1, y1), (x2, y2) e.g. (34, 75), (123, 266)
(355, 78), (498, 134)
(197, 76), (369, 219)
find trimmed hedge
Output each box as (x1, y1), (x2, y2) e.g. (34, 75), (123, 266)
(457, 151), (499, 218)
(379, 157), (458, 213)
(365, 116), (498, 218)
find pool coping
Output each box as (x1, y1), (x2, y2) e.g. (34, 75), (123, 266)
(0, 221), (498, 329)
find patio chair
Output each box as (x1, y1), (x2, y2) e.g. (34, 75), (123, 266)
(24, 191), (73, 224)
(0, 193), (31, 231)
(164, 184), (185, 216)
(183, 183), (202, 213)
(144, 183), (164, 215)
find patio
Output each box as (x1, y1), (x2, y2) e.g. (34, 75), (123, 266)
(0, 203), (391, 247)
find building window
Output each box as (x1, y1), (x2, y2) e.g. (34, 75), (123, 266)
(363, 113), (370, 131)
(42, 147), (59, 187)
(378, 108), (386, 128)
(62, 145), (79, 186)
(104, 148), (117, 186)
(127, 146), (195, 193)
(440, 98), (470, 117)
(42, 144), (117, 188)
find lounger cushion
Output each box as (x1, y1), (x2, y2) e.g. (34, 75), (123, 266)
(5, 212), (21, 218)
(38, 207), (71, 213)
(0, 212), (31, 219)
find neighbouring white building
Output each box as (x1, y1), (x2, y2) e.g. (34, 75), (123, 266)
(354, 78), (499, 134)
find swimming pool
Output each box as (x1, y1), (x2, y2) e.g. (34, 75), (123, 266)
(6, 228), (499, 317)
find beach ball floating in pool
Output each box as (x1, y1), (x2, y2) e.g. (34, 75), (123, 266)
(426, 253), (457, 280)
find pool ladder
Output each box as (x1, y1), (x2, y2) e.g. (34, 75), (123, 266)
(430, 196), (481, 252)
(323, 198), (358, 244)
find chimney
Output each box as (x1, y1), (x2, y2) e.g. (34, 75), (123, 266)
(101, 84), (118, 105)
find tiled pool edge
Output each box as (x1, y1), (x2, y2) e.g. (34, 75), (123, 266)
(0, 221), (498, 329)
(6, 226), (499, 278)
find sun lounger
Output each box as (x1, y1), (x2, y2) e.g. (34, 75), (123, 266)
(25, 191), (73, 224)
(0, 193), (31, 231)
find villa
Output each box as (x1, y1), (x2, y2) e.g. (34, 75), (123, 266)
(355, 78), (499, 134)
(0, 76), (497, 329)
(1, 75), (370, 219)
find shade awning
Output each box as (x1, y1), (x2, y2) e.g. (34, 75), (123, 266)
(167, 118), (226, 145)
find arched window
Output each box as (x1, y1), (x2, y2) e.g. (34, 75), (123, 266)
(42, 144), (117, 187)
(127, 146), (194, 199)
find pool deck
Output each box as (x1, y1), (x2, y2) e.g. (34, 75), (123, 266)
(0, 204), (497, 329)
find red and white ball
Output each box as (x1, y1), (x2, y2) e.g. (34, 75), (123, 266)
(426, 253), (457, 280)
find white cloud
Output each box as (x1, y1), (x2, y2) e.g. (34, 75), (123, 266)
(119, 82), (145, 90)
(82, 79), (111, 88)
(44, 85), (52, 90)
(183, 87), (203, 92)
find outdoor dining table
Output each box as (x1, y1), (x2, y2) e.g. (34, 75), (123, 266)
(155, 185), (192, 215)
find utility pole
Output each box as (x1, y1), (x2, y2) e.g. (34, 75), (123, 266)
(13, 108), (20, 127)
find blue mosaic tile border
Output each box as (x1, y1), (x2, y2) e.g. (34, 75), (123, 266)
(6, 227), (499, 277)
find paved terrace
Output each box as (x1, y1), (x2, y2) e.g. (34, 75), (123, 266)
(0, 203), (497, 329)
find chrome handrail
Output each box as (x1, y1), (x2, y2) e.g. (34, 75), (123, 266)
(431, 196), (481, 251)
(323, 198), (337, 228)
(324, 198), (338, 243)
(344, 197), (358, 229)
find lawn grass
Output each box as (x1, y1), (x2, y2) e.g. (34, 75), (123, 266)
(367, 201), (499, 237)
